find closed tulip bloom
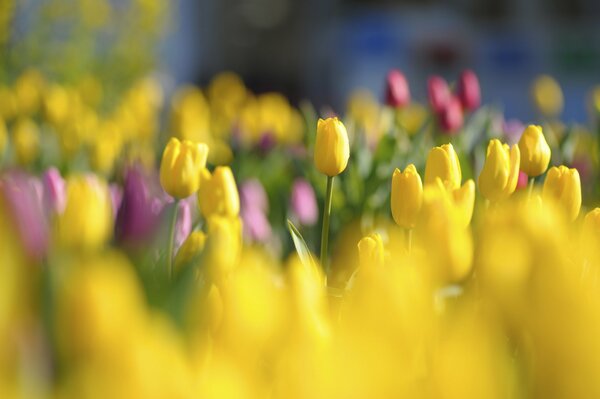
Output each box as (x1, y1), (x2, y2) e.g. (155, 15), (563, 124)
(457, 69), (481, 111)
(56, 175), (113, 251)
(42, 167), (66, 215)
(174, 231), (206, 273)
(391, 164), (423, 229)
(452, 179), (476, 228)
(205, 216), (242, 282)
(424, 143), (462, 189)
(478, 139), (520, 202)
(314, 117), (349, 177)
(518, 125), (551, 177)
(427, 75), (450, 114)
(198, 166), (240, 219)
(531, 75), (563, 117)
(439, 95), (464, 134)
(385, 69), (410, 108)
(159, 137), (208, 199)
(358, 233), (384, 269)
(542, 165), (581, 221)
(13, 118), (40, 166)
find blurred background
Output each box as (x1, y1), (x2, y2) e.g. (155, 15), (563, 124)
(165, 0), (600, 123)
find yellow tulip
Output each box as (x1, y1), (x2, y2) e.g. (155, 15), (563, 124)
(357, 233), (385, 269)
(0, 117), (7, 156)
(424, 143), (462, 189)
(518, 125), (551, 177)
(531, 75), (563, 117)
(478, 139), (520, 202)
(55, 175), (113, 251)
(174, 231), (206, 273)
(205, 216), (242, 282)
(542, 165), (581, 221)
(391, 164), (423, 229)
(419, 180), (473, 283)
(43, 84), (72, 126)
(12, 118), (40, 166)
(314, 117), (350, 177)
(197, 166), (240, 219)
(159, 137), (209, 199)
(14, 69), (45, 116)
(452, 179), (476, 229)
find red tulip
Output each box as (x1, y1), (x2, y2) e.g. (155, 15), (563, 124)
(457, 69), (481, 111)
(427, 75), (450, 114)
(385, 69), (410, 108)
(439, 96), (463, 134)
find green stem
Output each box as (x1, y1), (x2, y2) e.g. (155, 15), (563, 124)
(167, 199), (180, 279)
(320, 176), (334, 273)
(406, 228), (413, 254)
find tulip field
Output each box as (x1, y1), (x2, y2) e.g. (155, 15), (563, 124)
(4, 2), (600, 398)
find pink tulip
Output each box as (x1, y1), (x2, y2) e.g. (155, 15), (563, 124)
(385, 69), (410, 108)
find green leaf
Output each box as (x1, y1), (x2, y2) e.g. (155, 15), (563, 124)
(287, 219), (316, 269)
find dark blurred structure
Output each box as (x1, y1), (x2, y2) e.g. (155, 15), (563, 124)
(163, 0), (600, 122)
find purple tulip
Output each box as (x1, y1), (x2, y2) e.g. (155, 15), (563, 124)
(239, 179), (271, 242)
(503, 119), (525, 145)
(240, 179), (268, 213)
(241, 207), (272, 242)
(42, 168), (66, 215)
(290, 179), (318, 226)
(115, 166), (166, 247)
(1, 171), (48, 260)
(175, 198), (192, 249)
(109, 184), (123, 221)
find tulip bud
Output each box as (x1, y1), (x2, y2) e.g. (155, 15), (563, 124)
(424, 143), (462, 190)
(357, 233), (384, 269)
(0, 118), (7, 156)
(452, 179), (476, 228)
(174, 231), (206, 273)
(518, 125), (551, 177)
(12, 118), (40, 166)
(542, 165), (581, 221)
(56, 175), (113, 251)
(531, 75), (563, 117)
(385, 69), (410, 108)
(427, 75), (450, 114)
(478, 139), (520, 202)
(159, 137), (209, 199)
(314, 117), (350, 177)
(42, 167), (66, 215)
(198, 166), (240, 219)
(391, 164), (423, 229)
(438, 95), (464, 134)
(457, 69), (481, 111)
(418, 180), (473, 283)
(516, 171), (528, 190)
(205, 216), (242, 282)
(290, 178), (318, 226)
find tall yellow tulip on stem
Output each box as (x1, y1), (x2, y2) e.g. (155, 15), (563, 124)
(314, 117), (349, 272)
(391, 164), (423, 253)
(518, 125), (551, 197)
(159, 137), (208, 278)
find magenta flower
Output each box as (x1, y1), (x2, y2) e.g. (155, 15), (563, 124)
(439, 96), (464, 135)
(457, 69), (481, 112)
(115, 166), (166, 247)
(290, 178), (318, 226)
(239, 179), (271, 242)
(1, 171), (48, 260)
(42, 167), (66, 215)
(427, 75), (451, 114)
(385, 69), (410, 108)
